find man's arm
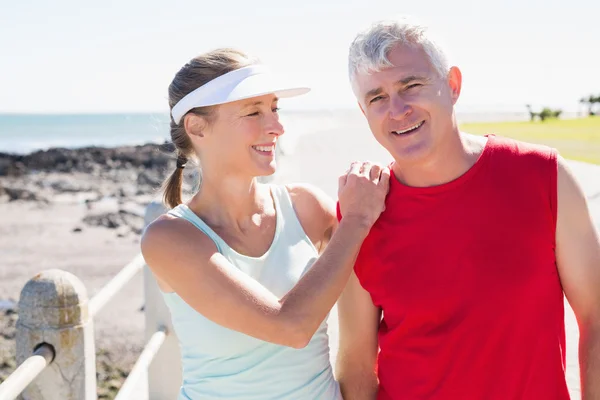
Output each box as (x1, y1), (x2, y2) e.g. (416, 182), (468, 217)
(336, 271), (381, 399)
(555, 156), (600, 399)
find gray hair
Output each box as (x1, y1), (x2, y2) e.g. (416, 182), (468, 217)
(348, 16), (450, 87)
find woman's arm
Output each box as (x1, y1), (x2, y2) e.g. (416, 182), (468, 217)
(141, 162), (389, 348)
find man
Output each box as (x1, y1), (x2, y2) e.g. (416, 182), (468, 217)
(335, 16), (600, 399)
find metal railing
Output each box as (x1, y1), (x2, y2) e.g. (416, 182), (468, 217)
(114, 327), (167, 400)
(0, 344), (54, 400)
(88, 254), (146, 317)
(0, 201), (180, 400)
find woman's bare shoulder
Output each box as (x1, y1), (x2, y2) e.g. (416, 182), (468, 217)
(284, 183), (337, 252)
(141, 212), (219, 292)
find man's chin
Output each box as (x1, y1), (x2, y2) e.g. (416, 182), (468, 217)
(387, 141), (433, 165)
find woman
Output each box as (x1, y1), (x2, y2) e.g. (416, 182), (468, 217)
(141, 48), (389, 400)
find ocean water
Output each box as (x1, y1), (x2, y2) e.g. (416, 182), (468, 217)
(0, 113), (172, 154)
(0, 110), (360, 155)
(0, 110), (549, 155)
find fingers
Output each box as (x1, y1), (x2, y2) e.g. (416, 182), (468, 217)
(359, 161), (372, 177)
(339, 162), (359, 190)
(341, 161), (389, 186)
(378, 167), (391, 190)
(342, 161), (388, 183)
(370, 164), (382, 182)
(348, 161), (361, 176)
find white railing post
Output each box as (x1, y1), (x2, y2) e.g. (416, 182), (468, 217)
(15, 269), (97, 400)
(143, 201), (181, 399)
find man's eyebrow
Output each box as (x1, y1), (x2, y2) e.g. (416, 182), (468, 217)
(364, 87), (383, 103)
(364, 76), (431, 102)
(397, 75), (429, 85)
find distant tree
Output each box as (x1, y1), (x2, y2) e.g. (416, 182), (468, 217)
(580, 94), (600, 116)
(539, 108), (553, 122)
(526, 105), (562, 122)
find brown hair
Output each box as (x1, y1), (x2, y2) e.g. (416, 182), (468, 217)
(162, 48), (256, 208)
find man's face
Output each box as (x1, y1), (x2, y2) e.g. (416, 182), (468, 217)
(353, 43), (462, 165)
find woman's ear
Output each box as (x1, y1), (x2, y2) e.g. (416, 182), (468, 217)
(183, 114), (208, 139)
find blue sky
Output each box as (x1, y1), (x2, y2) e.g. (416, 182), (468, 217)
(1, 0), (598, 114)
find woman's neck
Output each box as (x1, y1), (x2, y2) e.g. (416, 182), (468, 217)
(188, 173), (274, 233)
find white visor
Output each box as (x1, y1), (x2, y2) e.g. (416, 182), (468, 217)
(171, 64), (310, 124)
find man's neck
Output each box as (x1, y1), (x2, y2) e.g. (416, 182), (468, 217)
(392, 132), (487, 188)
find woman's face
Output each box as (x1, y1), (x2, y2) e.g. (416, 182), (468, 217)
(187, 93), (285, 179)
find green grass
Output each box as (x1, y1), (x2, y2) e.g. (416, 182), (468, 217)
(459, 116), (600, 165)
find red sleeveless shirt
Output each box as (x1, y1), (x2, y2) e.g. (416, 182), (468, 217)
(348, 135), (568, 399)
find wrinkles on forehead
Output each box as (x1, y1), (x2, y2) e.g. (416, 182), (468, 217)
(355, 45), (438, 103)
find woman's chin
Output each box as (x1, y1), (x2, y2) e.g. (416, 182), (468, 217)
(259, 164), (277, 177)
(243, 162), (277, 179)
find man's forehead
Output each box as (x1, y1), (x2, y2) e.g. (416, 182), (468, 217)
(387, 43), (431, 66)
(354, 49), (434, 91)
(355, 66), (424, 90)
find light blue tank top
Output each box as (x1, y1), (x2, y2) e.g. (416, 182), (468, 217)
(163, 185), (342, 400)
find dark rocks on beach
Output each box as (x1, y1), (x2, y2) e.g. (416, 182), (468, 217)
(0, 159), (26, 177)
(50, 179), (94, 193)
(0, 142), (176, 177)
(0, 143), (202, 239)
(137, 170), (163, 188)
(0, 145), (173, 204)
(0, 142), (173, 203)
(1, 185), (47, 203)
(83, 212), (122, 229)
(82, 208), (145, 236)
(118, 185), (137, 199)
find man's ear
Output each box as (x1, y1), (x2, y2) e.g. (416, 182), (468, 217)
(183, 114), (208, 139)
(447, 66), (462, 105)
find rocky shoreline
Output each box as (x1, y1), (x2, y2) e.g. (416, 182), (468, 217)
(0, 143), (198, 398)
(0, 143), (201, 237)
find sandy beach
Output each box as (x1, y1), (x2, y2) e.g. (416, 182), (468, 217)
(1, 109), (599, 399)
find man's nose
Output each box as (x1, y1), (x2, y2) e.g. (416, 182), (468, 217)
(389, 95), (412, 120)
